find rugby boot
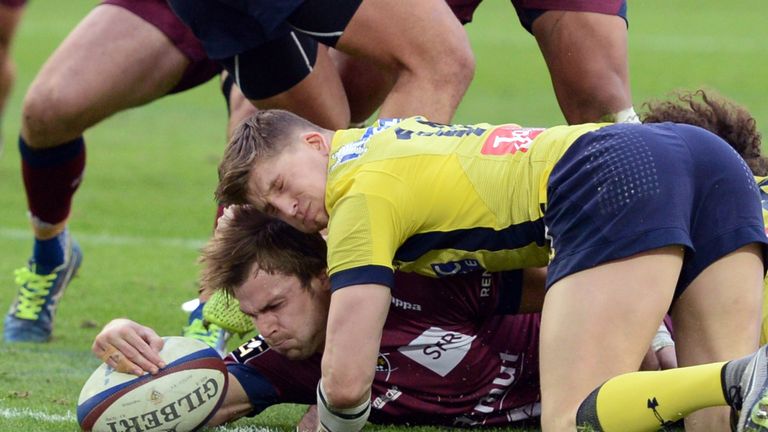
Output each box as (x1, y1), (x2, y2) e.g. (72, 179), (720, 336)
(726, 345), (768, 431)
(4, 235), (82, 342)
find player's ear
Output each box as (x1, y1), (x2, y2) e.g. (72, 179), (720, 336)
(316, 270), (330, 292)
(301, 131), (329, 155)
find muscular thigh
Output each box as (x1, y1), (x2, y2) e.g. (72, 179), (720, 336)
(23, 4), (190, 145)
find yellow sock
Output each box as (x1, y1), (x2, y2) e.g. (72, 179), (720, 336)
(578, 362), (727, 431)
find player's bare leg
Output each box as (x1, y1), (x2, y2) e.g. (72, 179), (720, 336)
(334, 0), (474, 123)
(539, 247), (680, 431)
(532, 11), (634, 124)
(4, 4), (192, 343)
(20, 4), (190, 239)
(671, 244), (763, 431)
(0, 2), (24, 147)
(329, 49), (394, 126)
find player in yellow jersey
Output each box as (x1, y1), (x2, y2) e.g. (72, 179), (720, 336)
(215, 94), (767, 432)
(641, 90), (768, 350)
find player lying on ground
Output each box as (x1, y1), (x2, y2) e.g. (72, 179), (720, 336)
(94, 206), (546, 428)
(215, 90), (768, 431)
(92, 205), (681, 429)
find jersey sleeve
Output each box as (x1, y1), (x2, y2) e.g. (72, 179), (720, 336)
(225, 336), (321, 414)
(327, 173), (415, 291)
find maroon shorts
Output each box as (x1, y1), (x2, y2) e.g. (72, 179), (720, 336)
(447, 0), (626, 31)
(0, 0), (26, 8)
(100, 0), (221, 94)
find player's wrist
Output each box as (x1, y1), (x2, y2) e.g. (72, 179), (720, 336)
(316, 380), (370, 432)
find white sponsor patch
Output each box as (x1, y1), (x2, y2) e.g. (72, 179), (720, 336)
(398, 327), (475, 377)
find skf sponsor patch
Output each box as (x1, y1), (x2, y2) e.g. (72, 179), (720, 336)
(398, 327), (476, 377)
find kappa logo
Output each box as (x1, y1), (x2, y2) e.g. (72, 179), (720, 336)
(391, 296), (422, 311)
(398, 327), (476, 377)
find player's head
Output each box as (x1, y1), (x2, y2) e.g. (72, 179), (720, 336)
(199, 205), (330, 359)
(641, 89), (767, 176)
(217, 110), (332, 233)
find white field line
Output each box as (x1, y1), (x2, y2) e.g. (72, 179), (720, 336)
(0, 406), (275, 431)
(0, 227), (207, 251)
(0, 407), (75, 423)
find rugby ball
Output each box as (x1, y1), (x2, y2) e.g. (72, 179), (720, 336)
(77, 336), (228, 432)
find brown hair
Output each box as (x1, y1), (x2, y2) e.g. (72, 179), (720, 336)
(216, 109), (324, 205)
(641, 89), (767, 176)
(199, 205), (327, 297)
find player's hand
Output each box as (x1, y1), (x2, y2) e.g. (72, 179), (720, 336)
(91, 318), (166, 376)
(296, 404), (318, 432)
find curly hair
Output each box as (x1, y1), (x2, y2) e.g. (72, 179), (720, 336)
(199, 205), (327, 297)
(641, 89), (767, 176)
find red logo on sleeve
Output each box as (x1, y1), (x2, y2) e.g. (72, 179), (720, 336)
(481, 125), (544, 155)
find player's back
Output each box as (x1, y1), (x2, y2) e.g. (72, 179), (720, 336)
(326, 117), (606, 278)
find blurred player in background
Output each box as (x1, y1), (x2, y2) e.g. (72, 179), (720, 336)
(0, 0), (25, 144)
(2, 0), (369, 346)
(448, 0), (637, 124)
(167, 0), (474, 125)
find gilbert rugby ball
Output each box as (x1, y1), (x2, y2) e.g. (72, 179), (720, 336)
(77, 336), (228, 432)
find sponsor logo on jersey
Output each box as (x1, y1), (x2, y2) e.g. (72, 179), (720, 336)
(431, 259), (481, 277)
(372, 386), (402, 410)
(330, 118), (401, 171)
(394, 119), (486, 140)
(452, 351), (537, 426)
(375, 352), (396, 381)
(232, 335), (270, 363)
(398, 327), (476, 377)
(480, 272), (492, 298)
(391, 296), (422, 311)
(481, 125), (543, 156)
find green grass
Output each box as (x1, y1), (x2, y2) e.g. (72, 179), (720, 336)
(0, 1), (765, 431)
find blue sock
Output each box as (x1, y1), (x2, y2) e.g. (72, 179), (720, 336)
(33, 230), (68, 272)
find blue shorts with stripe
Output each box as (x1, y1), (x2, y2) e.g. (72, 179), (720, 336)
(544, 122), (767, 297)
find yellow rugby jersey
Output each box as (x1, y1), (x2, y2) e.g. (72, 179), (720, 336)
(324, 117), (608, 290)
(757, 176), (768, 345)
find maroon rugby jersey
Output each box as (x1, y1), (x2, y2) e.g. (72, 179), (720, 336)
(225, 270), (541, 427)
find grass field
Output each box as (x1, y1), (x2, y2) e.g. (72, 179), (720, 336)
(0, 1), (766, 431)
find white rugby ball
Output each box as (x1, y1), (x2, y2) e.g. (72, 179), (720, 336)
(77, 336), (228, 432)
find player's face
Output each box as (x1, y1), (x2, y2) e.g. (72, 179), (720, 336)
(247, 134), (330, 233)
(236, 266), (330, 360)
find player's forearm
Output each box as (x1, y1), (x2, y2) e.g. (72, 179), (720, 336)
(208, 373), (254, 426)
(319, 283), (389, 418)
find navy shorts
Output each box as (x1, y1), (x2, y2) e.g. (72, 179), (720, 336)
(102, 0), (221, 94)
(447, 0), (627, 32)
(545, 123), (767, 297)
(168, 0), (347, 99)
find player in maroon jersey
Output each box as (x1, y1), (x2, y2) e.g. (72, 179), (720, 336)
(93, 205), (546, 428)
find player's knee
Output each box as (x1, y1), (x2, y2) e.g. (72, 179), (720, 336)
(396, 32), (475, 92)
(21, 81), (87, 146)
